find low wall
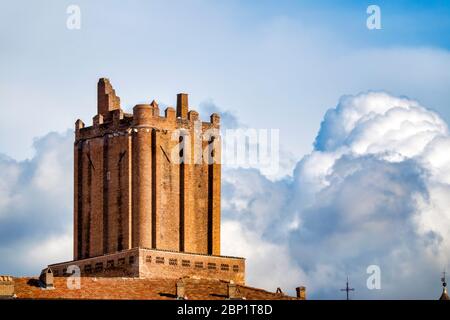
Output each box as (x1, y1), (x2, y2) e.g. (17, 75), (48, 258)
(49, 248), (245, 285)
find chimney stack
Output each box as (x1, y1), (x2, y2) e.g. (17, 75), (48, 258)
(39, 268), (54, 289)
(296, 286), (306, 300)
(228, 281), (239, 299)
(176, 279), (186, 300)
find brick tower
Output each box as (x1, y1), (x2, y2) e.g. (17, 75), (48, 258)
(49, 78), (244, 284)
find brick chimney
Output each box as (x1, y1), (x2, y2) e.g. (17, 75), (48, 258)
(0, 276), (15, 298)
(296, 286), (306, 300)
(176, 279), (186, 300)
(39, 268), (54, 289)
(228, 281), (239, 299)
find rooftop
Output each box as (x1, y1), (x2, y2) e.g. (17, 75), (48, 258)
(12, 277), (300, 300)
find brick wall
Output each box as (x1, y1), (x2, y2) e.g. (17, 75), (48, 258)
(74, 79), (222, 260)
(49, 248), (245, 285)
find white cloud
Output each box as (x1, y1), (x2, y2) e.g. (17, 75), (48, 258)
(222, 220), (307, 294)
(0, 130), (73, 276)
(222, 91), (450, 299)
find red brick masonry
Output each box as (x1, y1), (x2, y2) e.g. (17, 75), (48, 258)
(13, 277), (300, 300)
(49, 247), (245, 284)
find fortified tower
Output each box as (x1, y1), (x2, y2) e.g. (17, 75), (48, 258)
(49, 78), (244, 284)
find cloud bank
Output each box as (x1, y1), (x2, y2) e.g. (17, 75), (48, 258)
(1, 92), (450, 299)
(0, 131), (73, 275)
(221, 92), (450, 299)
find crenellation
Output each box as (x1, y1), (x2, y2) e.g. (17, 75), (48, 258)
(165, 107), (176, 121)
(188, 110), (199, 121)
(75, 119), (85, 130)
(210, 113), (220, 126)
(150, 100), (160, 117)
(112, 109), (124, 127)
(93, 114), (104, 126)
(98, 78), (121, 119)
(176, 93), (189, 119)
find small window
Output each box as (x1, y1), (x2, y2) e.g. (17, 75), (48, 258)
(182, 260), (191, 267)
(84, 265), (92, 273)
(194, 262), (203, 269)
(232, 265), (239, 272)
(207, 263), (216, 270)
(129, 256), (135, 265)
(95, 262), (103, 272)
(221, 264), (229, 271)
(53, 270), (59, 276)
(156, 257), (165, 264)
(107, 260), (114, 268)
(169, 258), (178, 266)
(146, 255), (152, 263)
(118, 258), (125, 266)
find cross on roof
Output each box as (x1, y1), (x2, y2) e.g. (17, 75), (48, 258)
(340, 276), (355, 300)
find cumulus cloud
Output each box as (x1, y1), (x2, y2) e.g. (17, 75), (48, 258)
(221, 91), (450, 299)
(0, 131), (73, 276)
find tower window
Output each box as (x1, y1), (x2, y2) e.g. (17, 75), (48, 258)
(95, 262), (103, 272)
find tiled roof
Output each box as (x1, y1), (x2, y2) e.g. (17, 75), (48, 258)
(13, 277), (299, 300)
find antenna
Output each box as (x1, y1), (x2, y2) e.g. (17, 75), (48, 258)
(340, 276), (355, 300)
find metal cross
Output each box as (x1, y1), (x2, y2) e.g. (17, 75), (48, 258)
(340, 276), (355, 300)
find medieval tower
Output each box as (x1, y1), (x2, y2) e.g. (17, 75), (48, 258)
(49, 78), (244, 284)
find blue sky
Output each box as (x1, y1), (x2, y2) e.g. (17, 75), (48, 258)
(1, 1), (450, 299)
(1, 0), (450, 161)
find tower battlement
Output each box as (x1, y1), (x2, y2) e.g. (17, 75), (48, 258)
(73, 78), (224, 268)
(76, 78), (220, 142)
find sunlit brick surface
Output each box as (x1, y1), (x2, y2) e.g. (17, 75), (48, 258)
(13, 277), (299, 300)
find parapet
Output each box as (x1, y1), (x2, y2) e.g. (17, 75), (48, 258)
(75, 78), (221, 140)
